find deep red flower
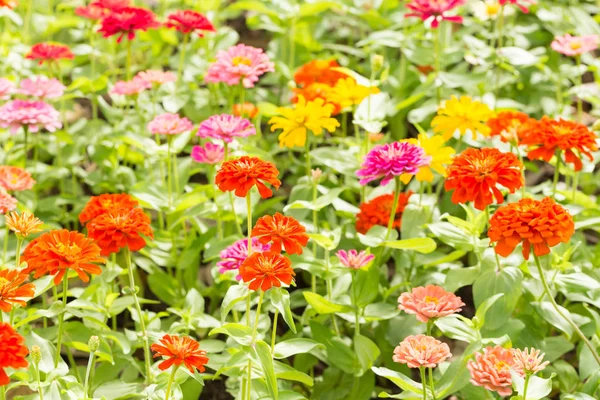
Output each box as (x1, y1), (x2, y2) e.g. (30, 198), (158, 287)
(0, 323), (28, 386)
(165, 10), (215, 36)
(98, 7), (160, 43)
(26, 43), (74, 65)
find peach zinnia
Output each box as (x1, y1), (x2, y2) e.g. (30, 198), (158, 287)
(393, 334), (451, 368)
(398, 285), (465, 323)
(79, 193), (139, 224)
(251, 213), (309, 255)
(0, 269), (36, 312)
(0, 323), (29, 386)
(0, 166), (35, 192)
(151, 334), (209, 373)
(468, 346), (514, 396)
(215, 156), (281, 199)
(512, 348), (549, 376)
(5, 211), (43, 238)
(239, 251), (295, 291)
(86, 208), (154, 256)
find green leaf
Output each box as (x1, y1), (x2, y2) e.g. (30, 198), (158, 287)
(274, 339), (323, 359)
(274, 361), (314, 387)
(209, 323), (252, 346)
(303, 292), (352, 314)
(428, 222), (474, 251)
(354, 334), (380, 374)
(533, 301), (573, 338)
(473, 293), (505, 330)
(307, 233), (336, 251)
(371, 367), (423, 394)
(270, 288), (297, 334)
(353, 264), (380, 308)
(378, 237), (437, 254)
(221, 284), (249, 323)
(473, 266), (523, 330)
(511, 371), (554, 400)
(255, 340), (279, 400)
(310, 321), (359, 374)
(434, 315), (479, 343)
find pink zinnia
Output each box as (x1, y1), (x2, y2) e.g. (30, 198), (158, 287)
(75, 4), (106, 20)
(512, 348), (549, 376)
(336, 249), (374, 269)
(135, 70), (177, 86)
(0, 166), (36, 192)
(191, 143), (224, 165)
(0, 78), (15, 100)
(91, 0), (130, 10)
(110, 77), (151, 96)
(468, 346), (514, 396)
(551, 34), (599, 57)
(398, 285), (465, 323)
(0, 188), (17, 214)
(205, 44), (274, 88)
(393, 334), (451, 368)
(216, 238), (271, 279)
(19, 77), (65, 99)
(0, 100), (61, 134)
(499, 0), (534, 13)
(356, 142), (431, 186)
(406, 0), (466, 28)
(147, 113), (193, 136)
(197, 114), (256, 143)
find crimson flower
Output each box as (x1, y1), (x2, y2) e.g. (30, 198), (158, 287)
(165, 10), (215, 36)
(98, 7), (160, 42)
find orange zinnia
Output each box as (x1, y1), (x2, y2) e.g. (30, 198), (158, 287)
(292, 83), (341, 116)
(252, 213), (309, 255)
(355, 192), (412, 235)
(233, 102), (259, 119)
(519, 117), (598, 171)
(486, 111), (530, 144)
(239, 251), (295, 291)
(22, 229), (106, 285)
(215, 156), (281, 199)
(444, 148), (524, 211)
(488, 197), (574, 260)
(294, 59), (346, 88)
(79, 193), (139, 224)
(5, 211), (43, 238)
(151, 334), (209, 373)
(0, 269), (35, 312)
(86, 208), (154, 256)
(0, 166), (35, 192)
(0, 323), (28, 386)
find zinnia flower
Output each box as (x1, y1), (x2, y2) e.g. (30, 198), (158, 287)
(0, 78), (15, 100)
(91, 0), (130, 10)
(233, 102), (259, 119)
(444, 148), (524, 210)
(356, 142), (431, 186)
(26, 43), (74, 65)
(110, 77), (151, 96)
(393, 334), (451, 368)
(0, 189), (17, 214)
(356, 192), (412, 234)
(239, 251), (295, 291)
(336, 249), (374, 269)
(472, 0), (504, 21)
(327, 77), (380, 109)
(400, 133), (455, 183)
(0, 166), (35, 191)
(269, 95), (340, 148)
(406, 0), (466, 28)
(0, 100), (61, 134)
(431, 96), (495, 140)
(216, 238), (271, 279)
(22, 229), (106, 285)
(294, 59), (346, 87)
(135, 70), (177, 86)
(215, 156), (281, 199)
(86, 208), (154, 256)
(165, 10), (215, 36)
(0, 0), (17, 9)
(551, 34), (598, 56)
(98, 6), (160, 42)
(512, 348), (549, 376)
(488, 197), (574, 259)
(486, 111), (530, 144)
(147, 113), (193, 136)
(398, 285), (465, 323)
(75, 4), (107, 20)
(197, 114), (255, 143)
(468, 346), (514, 396)
(499, 0), (533, 13)
(79, 193), (139, 224)
(151, 334), (209, 373)
(0, 269), (35, 312)
(5, 211), (43, 238)
(292, 83), (341, 115)
(19, 76), (65, 99)
(251, 213), (309, 255)
(191, 143), (224, 165)
(0, 323), (28, 386)
(205, 44), (274, 88)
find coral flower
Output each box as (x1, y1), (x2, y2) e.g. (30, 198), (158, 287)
(488, 197), (574, 259)
(294, 59), (346, 87)
(355, 192), (412, 234)
(75, 4), (106, 20)
(86, 208), (154, 256)
(216, 238), (271, 279)
(336, 249), (374, 269)
(5, 211), (43, 238)
(233, 102), (259, 119)
(292, 83), (341, 115)
(252, 213), (309, 255)
(19, 77), (65, 99)
(0, 166), (35, 192)
(444, 148), (524, 210)
(91, 0), (130, 10)
(215, 156), (281, 199)
(512, 348), (549, 376)
(151, 334), (209, 373)
(393, 334), (451, 368)
(197, 114), (255, 143)
(98, 6), (160, 42)
(519, 117), (598, 171)
(0, 323), (29, 386)
(0, 78), (15, 100)
(135, 70), (177, 86)
(468, 346), (514, 396)
(486, 111), (530, 144)
(22, 229), (106, 285)
(26, 43), (74, 65)
(0, 0), (17, 9)
(398, 285), (465, 323)
(0, 269), (35, 312)
(147, 113), (193, 136)
(406, 0), (466, 28)
(269, 95), (340, 148)
(431, 96), (495, 140)
(239, 251), (295, 291)
(400, 133), (455, 183)
(110, 77), (151, 96)
(205, 44), (274, 88)
(356, 142), (431, 186)
(551, 34), (598, 56)
(0, 189), (17, 214)
(0, 100), (61, 134)
(79, 193), (139, 224)
(165, 10), (215, 36)
(191, 142), (224, 165)
(327, 77), (380, 109)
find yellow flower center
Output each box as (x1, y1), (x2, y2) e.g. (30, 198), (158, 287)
(424, 296), (439, 304)
(55, 242), (82, 263)
(232, 56), (252, 66)
(0, 277), (8, 285)
(495, 361), (508, 371)
(486, 3), (500, 15)
(570, 41), (582, 50)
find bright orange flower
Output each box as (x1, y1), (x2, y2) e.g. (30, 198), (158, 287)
(0, 0), (17, 9)
(488, 197), (574, 260)
(444, 148), (524, 211)
(79, 193), (139, 224)
(86, 208), (153, 256)
(151, 334), (209, 373)
(239, 251), (295, 291)
(22, 229), (106, 285)
(355, 192), (412, 234)
(0, 166), (35, 192)
(233, 102), (259, 119)
(215, 156), (281, 199)
(486, 111), (530, 144)
(0, 269), (35, 312)
(519, 117), (598, 171)
(0, 323), (28, 386)
(5, 211), (43, 238)
(294, 59), (346, 87)
(292, 83), (341, 115)
(252, 213), (309, 255)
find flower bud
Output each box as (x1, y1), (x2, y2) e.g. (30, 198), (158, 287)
(311, 168), (322, 183)
(371, 54), (384, 72)
(88, 335), (100, 352)
(31, 345), (42, 364)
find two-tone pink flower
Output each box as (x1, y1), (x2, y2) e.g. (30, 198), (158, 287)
(0, 99), (62, 133)
(147, 113), (193, 136)
(197, 114), (256, 143)
(216, 238), (271, 279)
(336, 249), (374, 269)
(551, 34), (598, 57)
(205, 44), (274, 88)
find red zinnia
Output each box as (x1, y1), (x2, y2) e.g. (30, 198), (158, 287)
(151, 334), (209, 373)
(26, 43), (74, 65)
(215, 156), (281, 199)
(79, 193), (139, 224)
(355, 192), (412, 234)
(0, 323), (28, 386)
(91, 0), (130, 10)
(0, 269), (35, 312)
(252, 213), (309, 255)
(240, 251), (295, 291)
(86, 208), (154, 256)
(98, 7), (160, 42)
(165, 10), (215, 36)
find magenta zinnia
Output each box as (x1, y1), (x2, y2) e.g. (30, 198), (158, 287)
(406, 0), (466, 28)
(191, 142), (224, 165)
(356, 142), (431, 186)
(216, 238), (271, 280)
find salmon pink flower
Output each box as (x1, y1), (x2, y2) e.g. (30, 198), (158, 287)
(216, 238), (271, 279)
(75, 4), (106, 20)
(151, 334), (209, 373)
(91, 0), (130, 10)
(393, 334), (451, 368)
(0, 79), (15, 100)
(205, 44), (274, 88)
(0, 100), (61, 134)
(19, 77), (65, 99)
(0, 323), (29, 386)
(551, 34), (598, 56)
(191, 142), (224, 165)
(336, 249), (374, 269)
(147, 113), (193, 136)
(406, 0), (466, 28)
(398, 285), (465, 323)
(356, 142), (431, 186)
(198, 114), (256, 143)
(0, 189), (17, 214)
(110, 77), (151, 96)
(26, 43), (74, 65)
(165, 10), (215, 36)
(98, 6), (160, 42)
(512, 348), (549, 376)
(468, 346), (514, 396)
(135, 70), (177, 86)
(0, 166), (35, 191)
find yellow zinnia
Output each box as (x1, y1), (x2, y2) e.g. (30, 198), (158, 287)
(431, 96), (495, 140)
(400, 133), (456, 183)
(269, 95), (340, 148)
(327, 77), (380, 109)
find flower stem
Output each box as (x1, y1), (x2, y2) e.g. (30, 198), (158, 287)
(23, 126), (29, 167)
(90, 23), (98, 120)
(54, 278), (68, 368)
(251, 290), (265, 342)
(15, 237), (23, 268)
(165, 366), (179, 400)
(420, 367), (427, 400)
(35, 362), (43, 400)
(552, 151), (561, 199)
(2, 225), (8, 265)
(385, 177), (401, 241)
(246, 192), (253, 256)
(270, 309), (278, 356)
(167, 136), (173, 208)
(428, 368), (436, 400)
(523, 374), (530, 400)
(576, 55), (583, 122)
(210, 165), (223, 239)
(311, 174), (318, 293)
(305, 136), (311, 178)
(84, 349), (96, 398)
(177, 34), (189, 85)
(351, 272), (360, 338)
(433, 27), (442, 105)
(126, 39), (132, 80)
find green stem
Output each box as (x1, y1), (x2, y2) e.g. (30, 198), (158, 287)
(23, 126), (29, 167)
(351, 272), (360, 338)
(84, 350), (96, 399)
(428, 368), (436, 400)
(35, 362), (43, 400)
(15, 237), (23, 268)
(552, 151), (561, 199)
(165, 366), (179, 400)
(2, 225), (8, 265)
(305, 135), (312, 177)
(210, 165), (223, 239)
(270, 309), (278, 356)
(420, 367), (427, 400)
(126, 39), (132, 80)
(251, 290), (265, 342)
(177, 34), (189, 85)
(54, 278), (68, 368)
(90, 24), (98, 120)
(385, 177), (401, 241)
(311, 175), (318, 293)
(245, 292), (251, 327)
(523, 374), (530, 400)
(246, 192), (253, 257)
(433, 27), (442, 104)
(24, 0), (33, 44)
(167, 136), (173, 208)
(576, 55), (583, 122)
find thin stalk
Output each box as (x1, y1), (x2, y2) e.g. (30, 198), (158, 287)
(385, 177), (401, 241)
(2, 225), (8, 265)
(165, 366), (179, 400)
(15, 237), (23, 267)
(576, 55), (583, 122)
(523, 374), (530, 400)
(23, 126), (29, 167)
(84, 350), (96, 398)
(210, 165), (223, 239)
(24, 0), (33, 44)
(167, 136), (173, 208)
(251, 290), (265, 342)
(305, 136), (311, 177)
(126, 39), (132, 80)
(311, 175), (318, 293)
(177, 34), (189, 85)
(246, 192), (253, 257)
(54, 278), (69, 368)
(270, 309), (278, 356)
(428, 368), (436, 400)
(420, 367), (427, 400)
(90, 24), (98, 120)
(572, 173), (579, 201)
(342, 112), (348, 137)
(433, 27), (442, 104)
(34, 361), (43, 400)
(552, 151), (561, 198)
(485, 206), (502, 270)
(351, 272), (360, 338)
